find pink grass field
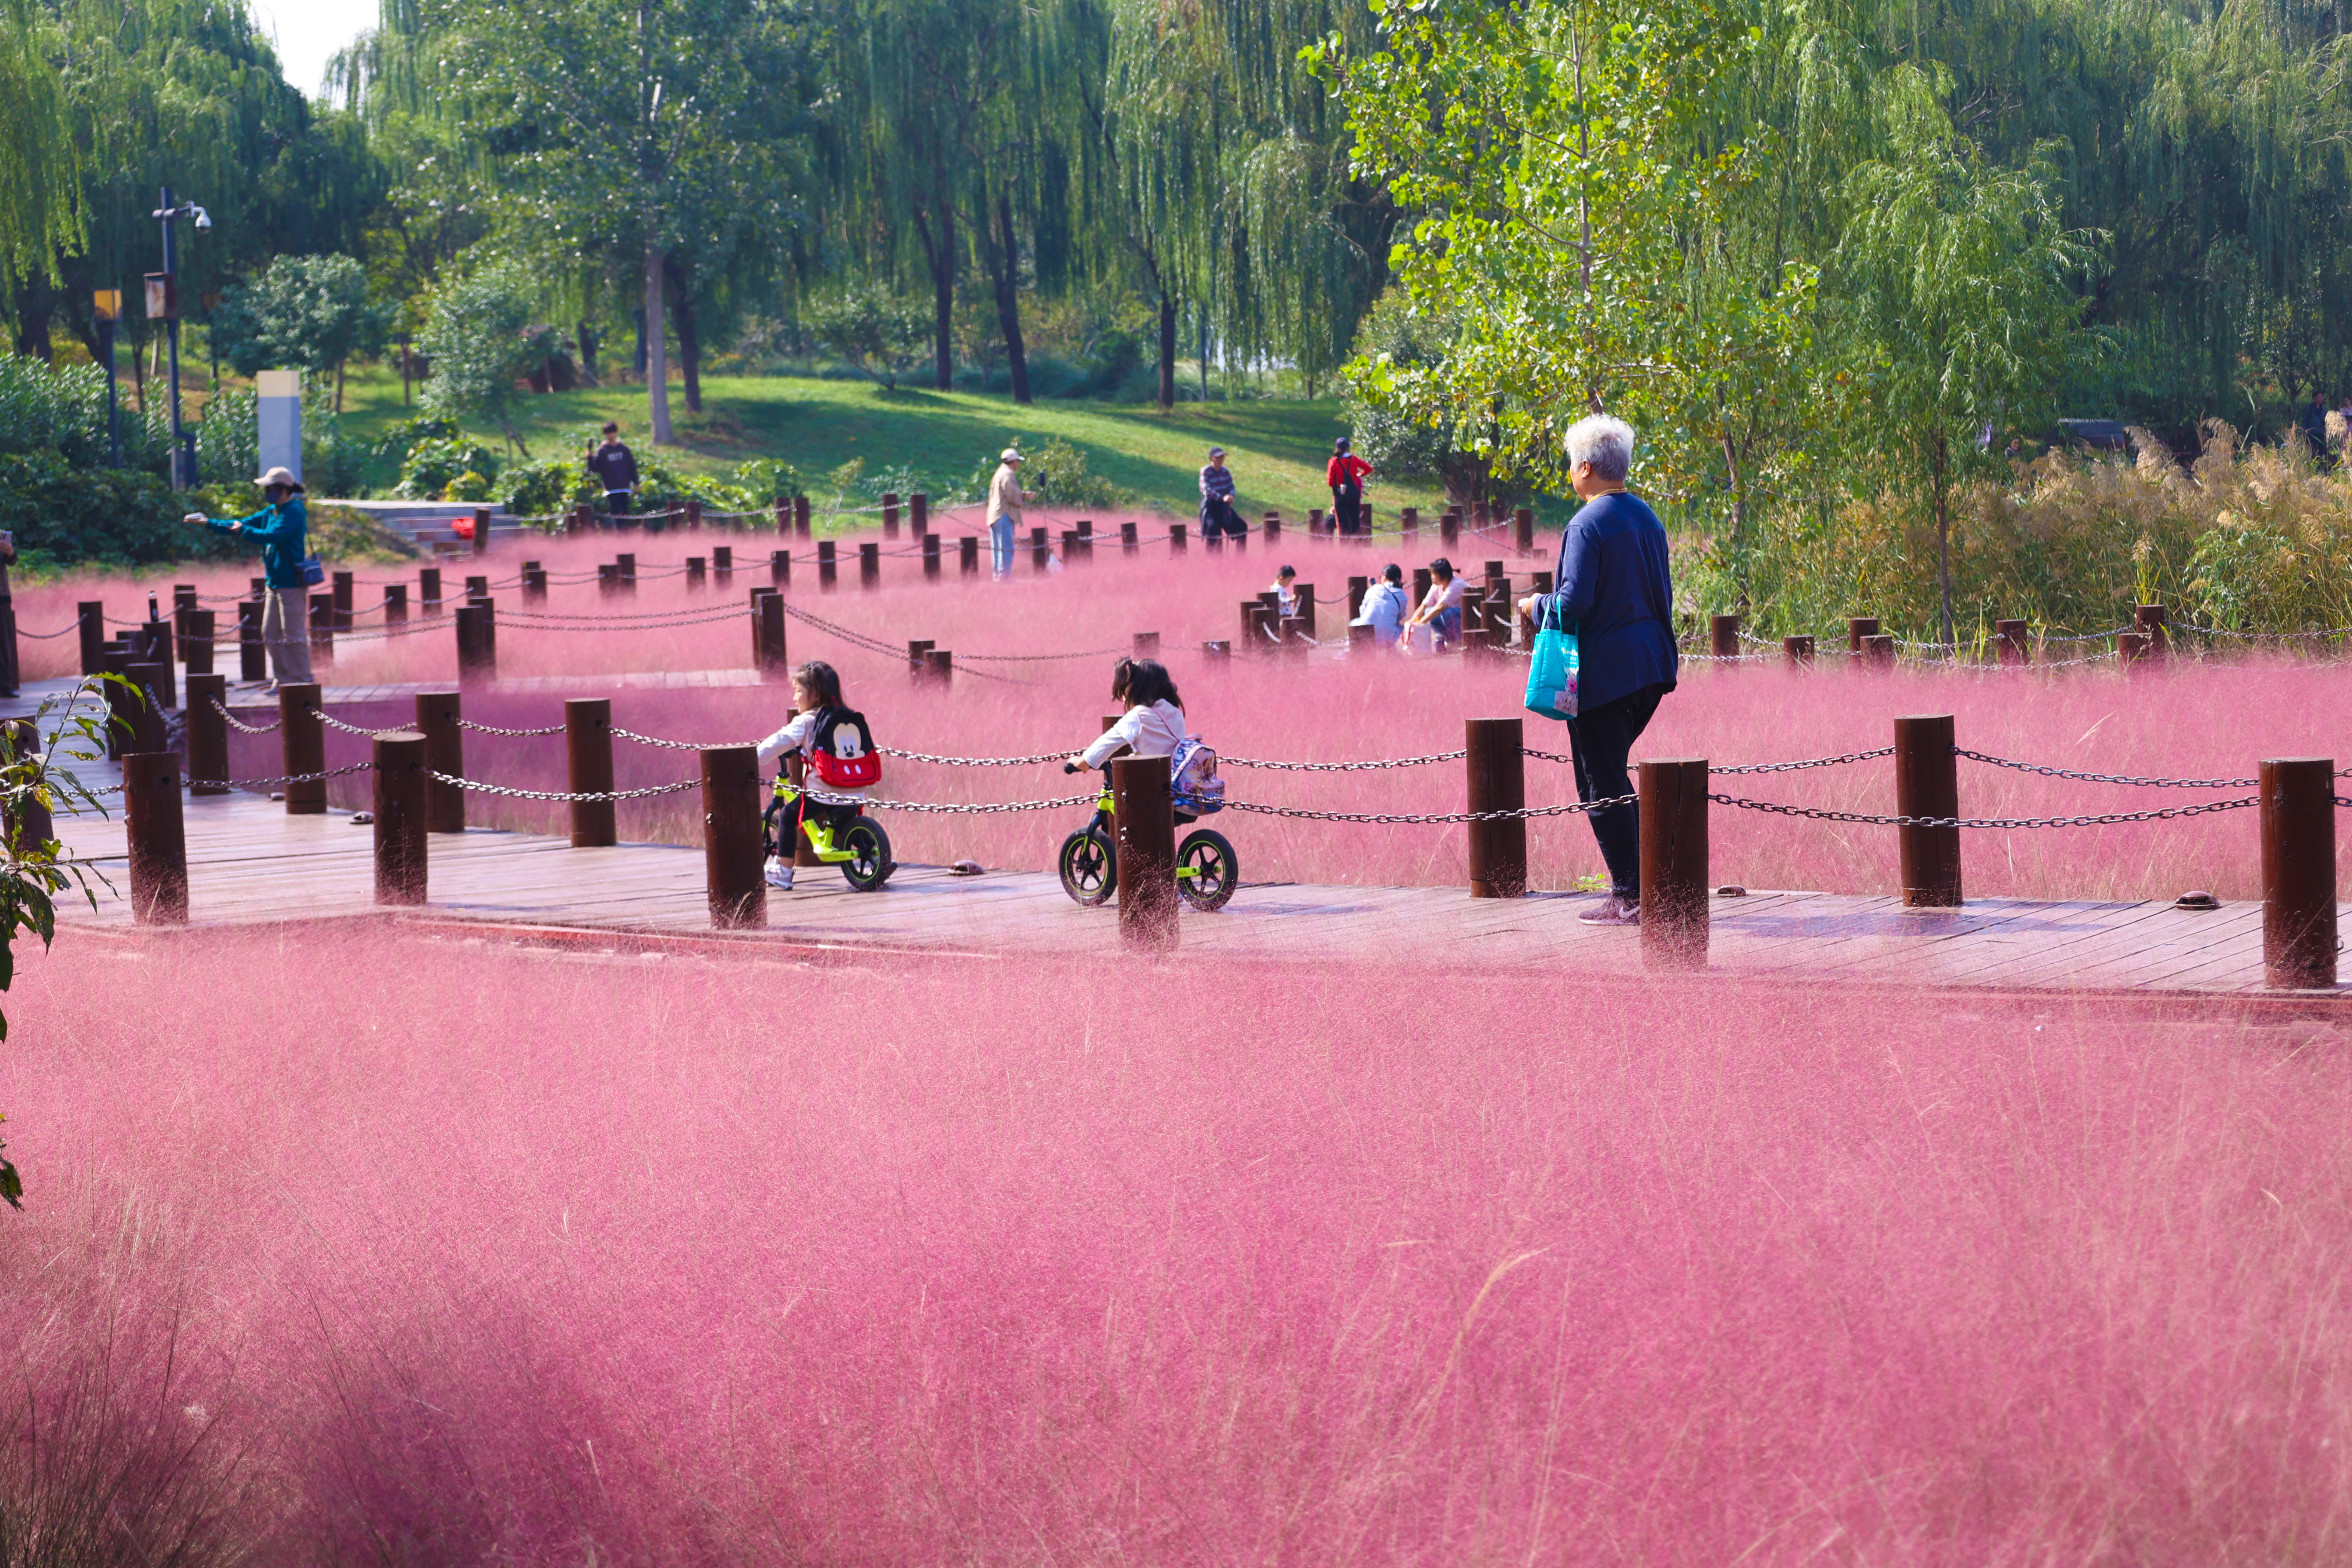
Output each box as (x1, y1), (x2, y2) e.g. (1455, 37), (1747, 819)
(3, 926), (2348, 1564)
(20, 517), (2352, 899)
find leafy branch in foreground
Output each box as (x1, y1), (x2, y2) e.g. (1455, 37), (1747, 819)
(0, 678), (128, 1209)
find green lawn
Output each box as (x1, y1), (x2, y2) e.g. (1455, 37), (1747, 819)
(335, 367), (1538, 524)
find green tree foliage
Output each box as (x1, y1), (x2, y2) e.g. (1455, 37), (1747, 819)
(208, 254), (392, 408)
(426, 0), (822, 445)
(1829, 65), (2098, 647)
(0, 0), (81, 309)
(416, 261), (540, 453)
(807, 286), (931, 392)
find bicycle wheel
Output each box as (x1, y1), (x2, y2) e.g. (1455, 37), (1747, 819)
(839, 818), (894, 891)
(1059, 827), (1116, 906)
(1176, 829), (1237, 911)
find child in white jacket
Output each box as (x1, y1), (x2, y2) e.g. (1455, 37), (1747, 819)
(756, 659), (869, 889)
(1064, 658), (1186, 775)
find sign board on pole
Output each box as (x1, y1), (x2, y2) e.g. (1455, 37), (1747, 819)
(257, 369), (301, 484)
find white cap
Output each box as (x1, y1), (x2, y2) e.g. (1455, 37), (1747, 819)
(1000, 448), (1023, 463)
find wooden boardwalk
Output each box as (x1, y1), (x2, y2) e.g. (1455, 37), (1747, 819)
(27, 727), (2347, 1009)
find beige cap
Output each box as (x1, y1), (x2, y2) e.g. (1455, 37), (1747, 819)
(255, 466), (303, 490)
(1000, 448), (1023, 463)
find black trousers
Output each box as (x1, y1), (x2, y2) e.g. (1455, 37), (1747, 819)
(1563, 681), (1669, 899)
(1199, 496), (1246, 538)
(1331, 483), (1362, 534)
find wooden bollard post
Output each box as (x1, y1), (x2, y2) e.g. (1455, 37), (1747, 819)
(1110, 754), (1178, 951)
(567, 698), (616, 847)
(1710, 614), (1740, 658)
(1441, 509), (1461, 547)
(926, 649), (953, 688)
(122, 750), (188, 925)
(1995, 619), (2030, 665)
(754, 591), (789, 682)
(77, 600), (105, 675)
(98, 648), (131, 759)
(456, 604), (494, 686)
(1847, 616), (1879, 652)
(471, 505), (491, 555)
(279, 683), (325, 815)
(3, 718), (50, 848)
(181, 608), (215, 677)
(685, 499), (704, 531)
(1638, 759), (1709, 968)
(1203, 639), (1230, 661)
(1349, 623), (1375, 649)
(686, 555), (707, 589)
(124, 662), (169, 755)
(332, 570), (354, 624)
(1465, 717), (1527, 898)
(1864, 634), (1896, 669)
(570, 502), (591, 535)
(1307, 507), (1323, 535)
(701, 745), (766, 929)
(1401, 507), (1419, 544)
(1133, 631), (1160, 657)
(1030, 527), (1050, 571)
(185, 673), (227, 796)
(2135, 603), (2168, 662)
(1263, 513), (1282, 544)
(882, 492), (900, 537)
(910, 492), (929, 535)
(307, 594), (337, 677)
(373, 729), (428, 905)
(597, 563), (619, 598)
(615, 554), (637, 594)
(523, 561), (548, 600)
(237, 600), (265, 680)
(1783, 635), (1815, 668)
(420, 567), (443, 616)
(1121, 521), (1139, 555)
(1279, 615), (1310, 656)
(712, 546), (733, 587)
(136, 619), (178, 707)
(2261, 757), (2337, 988)
(462, 573), (489, 604)
(1296, 584), (1318, 640)
(1894, 714), (1961, 907)
(1242, 601), (1268, 646)
(1169, 523), (1187, 554)
(773, 497), (790, 535)
(817, 541), (837, 591)
(418, 691), (463, 832)
(1514, 506), (1535, 554)
(907, 640), (934, 683)
(922, 534), (942, 578)
(1347, 575), (1369, 619)
(770, 549), (791, 588)
(959, 536), (980, 576)
(385, 585), (409, 626)
(793, 495), (811, 537)
(2117, 630), (2148, 666)
(859, 540), (880, 589)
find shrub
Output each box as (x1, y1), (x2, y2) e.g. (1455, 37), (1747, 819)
(0, 352), (173, 472)
(417, 262), (542, 452)
(498, 457), (592, 518)
(963, 436), (1128, 510)
(395, 437), (502, 500)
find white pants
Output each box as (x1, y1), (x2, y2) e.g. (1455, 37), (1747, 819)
(262, 587), (314, 683)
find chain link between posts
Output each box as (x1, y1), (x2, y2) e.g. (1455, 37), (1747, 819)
(1955, 748), (2257, 789)
(209, 696), (279, 733)
(1222, 793), (1640, 825)
(1709, 792), (2260, 830)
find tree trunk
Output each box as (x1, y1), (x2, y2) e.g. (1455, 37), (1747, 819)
(1158, 293), (1177, 410)
(645, 245), (674, 445)
(334, 359), (346, 414)
(990, 190), (1030, 405)
(1720, 430), (1748, 610)
(129, 321), (146, 413)
(1932, 436), (1954, 651)
(577, 323), (600, 385)
(669, 260), (702, 414)
(13, 297), (50, 361)
(933, 226), (956, 392)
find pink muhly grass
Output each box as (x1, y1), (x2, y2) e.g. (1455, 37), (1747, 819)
(2, 927), (2349, 1563)
(23, 522), (2351, 900)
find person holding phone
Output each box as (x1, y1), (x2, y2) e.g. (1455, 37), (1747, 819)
(185, 466), (312, 691)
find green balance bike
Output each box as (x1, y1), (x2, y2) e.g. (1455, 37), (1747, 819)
(763, 778), (895, 891)
(1057, 777), (1237, 911)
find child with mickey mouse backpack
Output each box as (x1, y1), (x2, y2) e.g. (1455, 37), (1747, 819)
(756, 659), (882, 890)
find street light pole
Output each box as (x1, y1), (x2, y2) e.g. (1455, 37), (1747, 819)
(148, 185), (209, 490)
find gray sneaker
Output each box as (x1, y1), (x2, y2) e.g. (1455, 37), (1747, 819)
(1577, 894), (1640, 926)
(763, 855), (795, 891)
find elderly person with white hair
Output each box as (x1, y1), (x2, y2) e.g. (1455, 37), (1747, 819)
(1520, 414), (1678, 926)
(986, 447), (1034, 580)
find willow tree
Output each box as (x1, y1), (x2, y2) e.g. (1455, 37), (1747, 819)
(1831, 64), (2096, 649)
(433, 0), (818, 443)
(0, 0), (80, 316)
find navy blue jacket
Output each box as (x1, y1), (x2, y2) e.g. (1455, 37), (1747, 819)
(1533, 490), (1678, 712)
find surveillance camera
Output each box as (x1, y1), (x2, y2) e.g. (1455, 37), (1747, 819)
(192, 207), (211, 231)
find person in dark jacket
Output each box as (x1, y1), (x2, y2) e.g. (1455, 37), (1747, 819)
(2299, 391), (2331, 466)
(587, 422), (640, 517)
(1522, 415), (1677, 925)
(184, 466), (312, 690)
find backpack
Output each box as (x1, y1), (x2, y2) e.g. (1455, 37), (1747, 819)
(809, 707), (882, 789)
(1168, 735), (1225, 815)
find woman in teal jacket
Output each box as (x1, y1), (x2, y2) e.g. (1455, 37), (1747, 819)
(184, 465), (312, 689)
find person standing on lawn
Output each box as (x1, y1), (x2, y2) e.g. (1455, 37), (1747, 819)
(1326, 435), (1372, 535)
(587, 422), (640, 518)
(1519, 414), (1677, 927)
(184, 466), (312, 692)
(986, 447), (1034, 580)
